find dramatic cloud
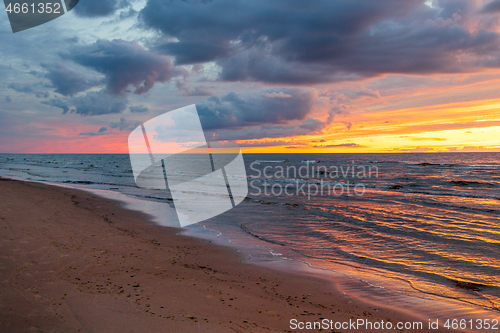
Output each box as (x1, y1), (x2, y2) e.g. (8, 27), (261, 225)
(63, 39), (186, 95)
(156, 41), (230, 65)
(196, 88), (316, 130)
(6, 0), (500, 153)
(41, 99), (70, 113)
(73, 0), (130, 17)
(140, 0), (500, 84)
(42, 63), (100, 96)
(189, 88), (329, 140)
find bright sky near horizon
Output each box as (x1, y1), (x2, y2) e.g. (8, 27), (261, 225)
(2, 0), (500, 153)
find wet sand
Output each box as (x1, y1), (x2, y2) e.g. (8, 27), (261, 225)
(0, 177), (447, 332)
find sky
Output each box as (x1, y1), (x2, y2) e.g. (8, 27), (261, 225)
(2, 0), (500, 153)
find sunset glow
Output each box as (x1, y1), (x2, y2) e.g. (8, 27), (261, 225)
(3, 0), (500, 154)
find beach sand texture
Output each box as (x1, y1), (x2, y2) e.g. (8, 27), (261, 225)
(0, 178), (444, 332)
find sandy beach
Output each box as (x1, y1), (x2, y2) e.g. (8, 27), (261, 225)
(0, 177), (450, 332)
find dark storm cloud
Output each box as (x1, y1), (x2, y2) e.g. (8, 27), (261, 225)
(155, 41), (231, 65)
(193, 88), (329, 140)
(99, 126), (108, 133)
(216, 51), (361, 84)
(140, 0), (419, 47)
(73, 0), (130, 17)
(140, 0), (500, 83)
(216, 21), (498, 83)
(41, 99), (70, 113)
(42, 63), (100, 96)
(63, 39), (186, 95)
(196, 88), (316, 130)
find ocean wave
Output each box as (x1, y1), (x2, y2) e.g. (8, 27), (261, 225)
(397, 188), (500, 201)
(240, 223), (285, 246)
(254, 159), (288, 163)
(63, 180), (95, 184)
(411, 162), (456, 168)
(447, 279), (488, 291)
(143, 196), (173, 202)
(450, 180), (497, 188)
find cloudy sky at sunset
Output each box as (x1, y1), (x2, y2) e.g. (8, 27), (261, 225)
(2, 0), (500, 153)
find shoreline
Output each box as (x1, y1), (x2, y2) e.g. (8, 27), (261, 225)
(0, 177), (489, 332)
(192, 223), (500, 328)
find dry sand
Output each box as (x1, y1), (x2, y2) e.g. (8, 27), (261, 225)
(0, 178), (447, 332)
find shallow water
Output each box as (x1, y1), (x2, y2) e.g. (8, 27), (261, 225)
(1, 152), (499, 315)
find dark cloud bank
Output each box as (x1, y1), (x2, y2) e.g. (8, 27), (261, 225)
(49, 0), (500, 141)
(62, 39), (186, 95)
(197, 88), (315, 130)
(42, 63), (99, 96)
(139, 0), (500, 83)
(196, 88), (327, 140)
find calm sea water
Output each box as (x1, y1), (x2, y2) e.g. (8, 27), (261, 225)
(1, 153), (499, 311)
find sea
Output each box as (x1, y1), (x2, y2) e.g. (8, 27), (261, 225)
(1, 152), (499, 320)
